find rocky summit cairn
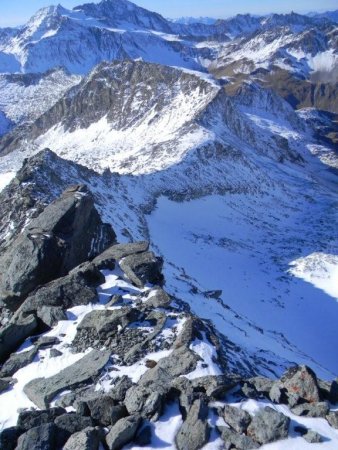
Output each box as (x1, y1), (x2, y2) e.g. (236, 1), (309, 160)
(0, 183), (337, 450)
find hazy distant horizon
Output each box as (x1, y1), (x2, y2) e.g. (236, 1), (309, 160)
(0, 0), (337, 27)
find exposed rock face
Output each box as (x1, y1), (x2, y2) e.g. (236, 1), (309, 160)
(0, 184), (115, 309)
(23, 350), (111, 408)
(291, 401), (329, 418)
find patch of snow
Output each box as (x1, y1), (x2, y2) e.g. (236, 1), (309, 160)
(0, 171), (15, 191)
(289, 253), (338, 300)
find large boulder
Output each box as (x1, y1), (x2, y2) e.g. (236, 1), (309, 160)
(20, 262), (104, 315)
(119, 251), (163, 288)
(271, 365), (321, 406)
(175, 398), (210, 450)
(63, 427), (104, 450)
(17, 407), (66, 431)
(221, 405), (252, 434)
(23, 349), (111, 408)
(0, 314), (37, 363)
(15, 423), (57, 450)
(86, 395), (127, 426)
(105, 415), (142, 450)
(0, 185), (115, 309)
(247, 407), (290, 444)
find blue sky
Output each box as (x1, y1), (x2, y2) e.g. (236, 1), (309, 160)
(0, 0), (337, 27)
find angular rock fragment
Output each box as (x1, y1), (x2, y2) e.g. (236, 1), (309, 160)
(63, 426), (104, 450)
(247, 406), (290, 444)
(17, 407), (66, 431)
(222, 404), (252, 433)
(105, 415), (142, 450)
(218, 426), (259, 450)
(327, 411), (338, 429)
(36, 305), (67, 327)
(23, 349), (111, 408)
(119, 251), (163, 288)
(92, 241), (149, 269)
(0, 314), (37, 363)
(175, 398), (210, 450)
(0, 347), (38, 377)
(291, 401), (329, 418)
(144, 288), (171, 308)
(15, 423), (57, 450)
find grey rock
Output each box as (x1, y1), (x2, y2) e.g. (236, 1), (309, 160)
(110, 376), (134, 402)
(34, 336), (60, 349)
(319, 378), (338, 404)
(222, 404), (252, 433)
(139, 347), (199, 387)
(77, 308), (136, 335)
(0, 426), (22, 450)
(36, 306), (67, 327)
(192, 375), (238, 399)
(247, 406), (290, 444)
(105, 415), (142, 450)
(63, 427), (103, 450)
(175, 398), (210, 450)
(86, 395), (127, 426)
(23, 349), (111, 408)
(17, 407), (66, 431)
(92, 242), (149, 269)
(144, 288), (171, 308)
(19, 262), (104, 315)
(291, 401), (329, 418)
(0, 314), (37, 364)
(303, 430), (323, 443)
(280, 365), (321, 405)
(218, 427), (259, 450)
(171, 377), (194, 418)
(0, 185), (115, 308)
(50, 348), (62, 358)
(0, 377), (13, 393)
(327, 411), (338, 429)
(125, 385), (165, 419)
(15, 423), (57, 450)
(119, 251), (163, 288)
(0, 347), (38, 377)
(246, 376), (274, 397)
(54, 413), (94, 445)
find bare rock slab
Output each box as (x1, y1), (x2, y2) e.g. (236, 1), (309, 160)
(23, 349), (111, 408)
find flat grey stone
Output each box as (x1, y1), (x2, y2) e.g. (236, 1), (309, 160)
(23, 349), (111, 408)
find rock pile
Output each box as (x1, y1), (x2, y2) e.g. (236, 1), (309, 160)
(0, 185), (337, 450)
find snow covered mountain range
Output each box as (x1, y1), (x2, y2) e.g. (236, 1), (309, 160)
(0, 0), (337, 448)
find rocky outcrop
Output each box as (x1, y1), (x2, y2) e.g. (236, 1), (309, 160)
(0, 184), (115, 309)
(24, 350), (111, 408)
(0, 181), (337, 450)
